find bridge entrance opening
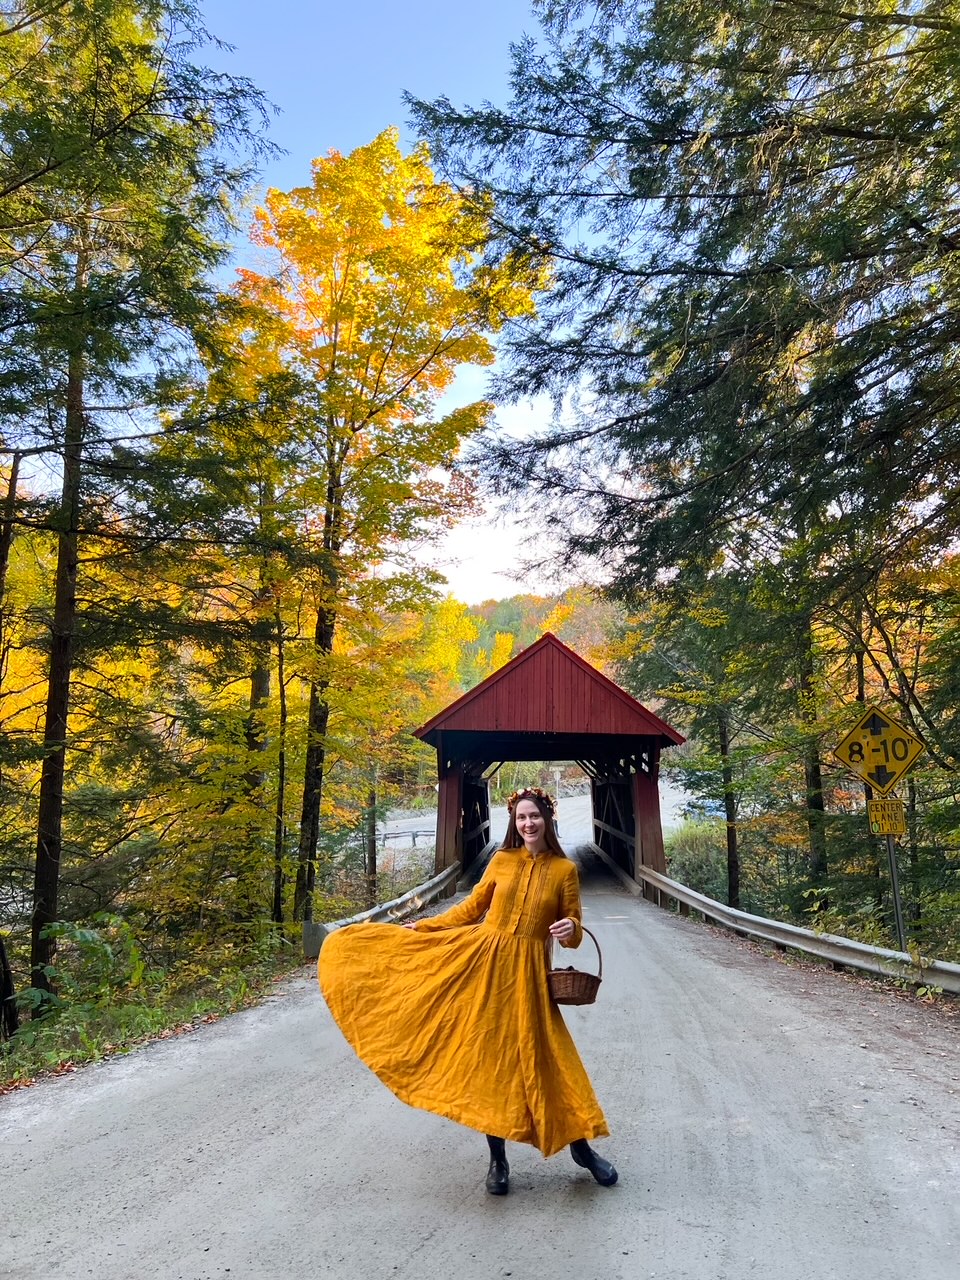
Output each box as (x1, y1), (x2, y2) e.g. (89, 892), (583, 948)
(414, 633), (684, 895)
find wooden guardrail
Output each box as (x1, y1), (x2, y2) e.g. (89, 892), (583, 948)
(588, 842), (960, 996)
(302, 863), (461, 959)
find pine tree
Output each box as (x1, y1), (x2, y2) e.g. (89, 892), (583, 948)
(411, 1), (960, 599)
(0, 0), (270, 996)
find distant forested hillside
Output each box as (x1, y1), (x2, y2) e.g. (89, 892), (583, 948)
(463, 588), (621, 684)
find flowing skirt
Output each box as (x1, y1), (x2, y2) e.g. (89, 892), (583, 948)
(319, 920), (608, 1157)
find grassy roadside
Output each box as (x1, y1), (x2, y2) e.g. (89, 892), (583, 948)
(1, 939), (312, 1093)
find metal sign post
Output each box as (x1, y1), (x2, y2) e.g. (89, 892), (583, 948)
(834, 706), (924, 955)
(884, 832), (908, 954)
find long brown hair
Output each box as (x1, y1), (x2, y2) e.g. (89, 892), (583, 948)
(500, 789), (566, 857)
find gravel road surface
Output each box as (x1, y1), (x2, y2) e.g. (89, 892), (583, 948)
(4, 853), (959, 1280)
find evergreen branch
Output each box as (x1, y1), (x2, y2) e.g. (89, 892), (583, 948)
(770, 2), (960, 35)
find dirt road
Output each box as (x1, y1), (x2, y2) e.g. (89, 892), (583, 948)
(4, 857), (959, 1280)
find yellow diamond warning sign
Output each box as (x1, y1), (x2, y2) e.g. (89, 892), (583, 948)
(834, 706), (924, 796)
(867, 799), (907, 836)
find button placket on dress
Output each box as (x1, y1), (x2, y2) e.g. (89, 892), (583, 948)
(506, 853), (532, 934)
(509, 851), (552, 939)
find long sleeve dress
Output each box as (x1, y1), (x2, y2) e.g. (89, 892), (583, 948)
(318, 847), (609, 1158)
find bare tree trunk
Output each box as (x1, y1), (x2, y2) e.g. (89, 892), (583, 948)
(293, 446), (345, 924)
(0, 933), (18, 1039)
(717, 710), (739, 908)
(803, 748), (828, 885)
(293, 601), (336, 922)
(245, 621), (271, 792)
(237, 630), (272, 923)
(272, 605), (287, 925)
(0, 450), (21, 683)
(364, 779), (377, 909)
(907, 776), (921, 927)
(30, 341), (85, 997)
(799, 626), (828, 886)
(855, 633), (883, 909)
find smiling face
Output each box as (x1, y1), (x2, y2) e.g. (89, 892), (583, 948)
(513, 798), (547, 853)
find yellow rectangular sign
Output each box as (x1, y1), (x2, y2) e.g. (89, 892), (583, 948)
(867, 799), (907, 836)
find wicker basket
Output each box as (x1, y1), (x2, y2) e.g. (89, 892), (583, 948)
(547, 926), (603, 1006)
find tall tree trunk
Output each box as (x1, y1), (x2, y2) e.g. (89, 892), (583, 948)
(855, 631), (883, 910)
(272, 605), (288, 925)
(907, 776), (921, 927)
(245, 629), (271, 791)
(293, 450), (345, 924)
(802, 746), (828, 886)
(799, 624), (828, 886)
(237, 632), (271, 923)
(717, 709), (739, 908)
(0, 450), (21, 683)
(0, 933), (19, 1039)
(293, 601), (336, 922)
(30, 342), (85, 996)
(364, 777), (377, 909)
(246, 496), (275, 793)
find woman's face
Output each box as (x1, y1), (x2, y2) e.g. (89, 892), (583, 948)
(514, 798), (547, 852)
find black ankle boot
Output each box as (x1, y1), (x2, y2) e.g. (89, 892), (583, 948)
(570, 1138), (618, 1186)
(485, 1134), (509, 1195)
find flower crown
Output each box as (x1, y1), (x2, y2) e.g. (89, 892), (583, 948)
(507, 787), (557, 818)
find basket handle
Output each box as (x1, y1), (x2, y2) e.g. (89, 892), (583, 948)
(551, 924), (602, 980)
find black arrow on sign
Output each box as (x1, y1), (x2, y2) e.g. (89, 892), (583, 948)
(864, 713), (889, 735)
(868, 765), (896, 789)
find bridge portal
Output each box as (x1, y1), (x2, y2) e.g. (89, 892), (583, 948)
(414, 633), (684, 895)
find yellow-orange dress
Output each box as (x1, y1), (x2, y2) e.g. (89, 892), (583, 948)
(318, 848), (609, 1158)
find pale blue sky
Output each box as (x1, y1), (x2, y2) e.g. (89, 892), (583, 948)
(199, 0), (556, 603)
(200, 0), (535, 192)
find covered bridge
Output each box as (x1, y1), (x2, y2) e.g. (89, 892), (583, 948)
(414, 632), (684, 890)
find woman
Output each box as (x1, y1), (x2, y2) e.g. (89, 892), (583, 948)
(318, 787), (617, 1195)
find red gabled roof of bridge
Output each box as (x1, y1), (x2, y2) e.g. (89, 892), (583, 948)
(415, 632), (684, 745)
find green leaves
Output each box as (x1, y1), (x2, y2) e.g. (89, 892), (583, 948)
(414, 0), (960, 601)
